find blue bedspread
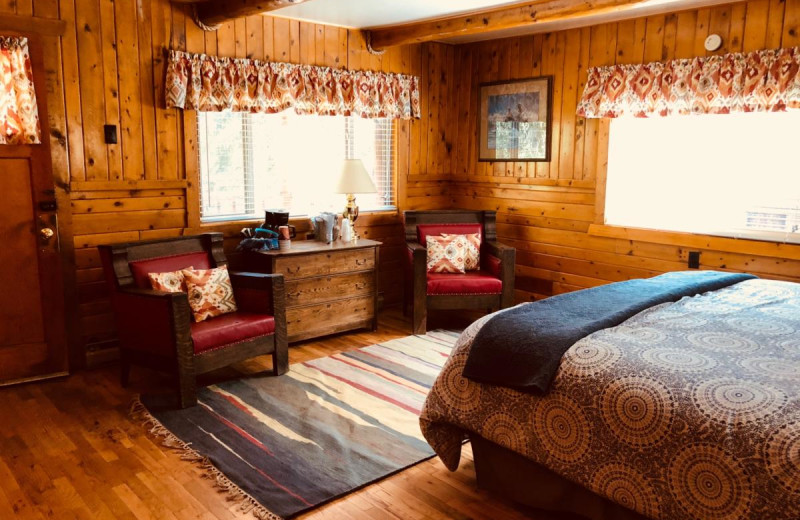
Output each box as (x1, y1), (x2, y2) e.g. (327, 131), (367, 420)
(462, 270), (756, 393)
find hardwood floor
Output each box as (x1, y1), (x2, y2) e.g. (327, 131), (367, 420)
(0, 308), (556, 520)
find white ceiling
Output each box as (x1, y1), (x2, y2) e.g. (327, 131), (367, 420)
(270, 0), (531, 29)
(270, 0), (747, 44)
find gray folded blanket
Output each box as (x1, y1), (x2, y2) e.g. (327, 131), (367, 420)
(462, 271), (756, 393)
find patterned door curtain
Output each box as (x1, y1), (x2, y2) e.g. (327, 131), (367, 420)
(0, 36), (41, 145)
(165, 49), (421, 119)
(577, 46), (800, 118)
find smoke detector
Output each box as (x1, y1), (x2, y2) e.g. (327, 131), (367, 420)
(704, 34), (723, 52)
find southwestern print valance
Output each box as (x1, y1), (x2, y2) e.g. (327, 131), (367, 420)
(165, 50), (420, 119)
(577, 46), (800, 118)
(0, 36), (41, 145)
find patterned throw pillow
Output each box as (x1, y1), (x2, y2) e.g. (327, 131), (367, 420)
(181, 265), (238, 322)
(441, 233), (480, 270)
(426, 235), (468, 274)
(148, 267), (193, 293)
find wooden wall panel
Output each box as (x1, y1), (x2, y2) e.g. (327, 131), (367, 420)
(29, 0), (795, 364)
(22, 0), (448, 364)
(445, 1), (800, 303)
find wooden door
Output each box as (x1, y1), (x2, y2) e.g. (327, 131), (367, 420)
(0, 35), (68, 384)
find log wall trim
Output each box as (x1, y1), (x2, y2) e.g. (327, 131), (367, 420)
(195, 0), (315, 28)
(367, 0), (748, 48)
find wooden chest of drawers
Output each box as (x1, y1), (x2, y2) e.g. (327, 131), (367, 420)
(245, 239), (381, 343)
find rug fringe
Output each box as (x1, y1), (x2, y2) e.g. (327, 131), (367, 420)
(130, 397), (283, 520)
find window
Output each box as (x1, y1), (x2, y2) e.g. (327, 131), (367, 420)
(605, 111), (800, 243)
(197, 111), (394, 221)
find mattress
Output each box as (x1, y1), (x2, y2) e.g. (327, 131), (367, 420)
(420, 279), (800, 520)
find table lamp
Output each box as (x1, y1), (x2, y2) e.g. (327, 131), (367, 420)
(335, 159), (377, 241)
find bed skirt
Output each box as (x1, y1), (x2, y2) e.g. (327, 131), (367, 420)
(470, 434), (649, 520)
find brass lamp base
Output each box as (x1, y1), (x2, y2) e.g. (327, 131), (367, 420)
(343, 193), (359, 241)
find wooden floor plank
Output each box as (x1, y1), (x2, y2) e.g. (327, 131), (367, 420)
(0, 308), (566, 520)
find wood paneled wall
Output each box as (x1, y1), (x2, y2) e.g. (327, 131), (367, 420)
(6, 0), (450, 364)
(12, 0), (800, 363)
(441, 0), (800, 302)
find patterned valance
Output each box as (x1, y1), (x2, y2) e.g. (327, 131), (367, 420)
(165, 50), (420, 119)
(0, 36), (40, 145)
(577, 46), (800, 118)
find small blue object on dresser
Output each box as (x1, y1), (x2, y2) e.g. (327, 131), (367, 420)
(236, 227), (279, 252)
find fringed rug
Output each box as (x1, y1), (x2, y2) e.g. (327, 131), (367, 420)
(132, 330), (460, 519)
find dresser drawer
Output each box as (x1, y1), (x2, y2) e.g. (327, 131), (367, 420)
(274, 248), (375, 280)
(285, 272), (374, 307)
(245, 239), (380, 342)
(286, 295), (374, 342)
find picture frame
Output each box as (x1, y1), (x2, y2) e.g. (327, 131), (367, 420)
(478, 76), (553, 162)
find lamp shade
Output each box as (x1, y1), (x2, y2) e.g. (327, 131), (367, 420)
(335, 159), (377, 194)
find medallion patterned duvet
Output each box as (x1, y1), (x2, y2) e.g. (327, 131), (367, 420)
(420, 279), (800, 520)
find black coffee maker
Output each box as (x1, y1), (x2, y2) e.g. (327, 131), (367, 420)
(263, 209), (296, 238)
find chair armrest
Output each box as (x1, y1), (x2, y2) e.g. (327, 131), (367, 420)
(407, 241), (426, 253)
(482, 241), (516, 308)
(230, 272), (283, 315)
(407, 242), (428, 301)
(483, 241), (514, 260)
(407, 241), (427, 268)
(230, 272), (286, 350)
(406, 241), (426, 262)
(114, 287), (193, 358)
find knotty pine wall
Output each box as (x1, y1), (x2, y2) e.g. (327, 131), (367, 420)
(13, 0), (800, 364)
(5, 0), (452, 364)
(439, 0), (800, 301)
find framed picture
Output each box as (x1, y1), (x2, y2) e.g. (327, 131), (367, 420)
(478, 76), (552, 162)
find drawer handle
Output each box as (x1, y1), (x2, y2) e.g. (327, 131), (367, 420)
(355, 259), (367, 266)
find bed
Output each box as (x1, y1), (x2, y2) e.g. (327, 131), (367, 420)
(420, 277), (800, 520)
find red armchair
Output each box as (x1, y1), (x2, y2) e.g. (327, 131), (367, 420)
(403, 210), (516, 334)
(99, 233), (288, 408)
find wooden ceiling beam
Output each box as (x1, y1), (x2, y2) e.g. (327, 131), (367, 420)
(368, 0), (671, 49)
(195, 0), (314, 27)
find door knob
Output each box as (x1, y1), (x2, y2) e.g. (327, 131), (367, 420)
(40, 227), (55, 241)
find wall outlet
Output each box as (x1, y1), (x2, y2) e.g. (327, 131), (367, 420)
(688, 251), (701, 269)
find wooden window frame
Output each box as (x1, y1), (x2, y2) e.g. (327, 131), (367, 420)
(183, 112), (401, 234)
(589, 119), (800, 261)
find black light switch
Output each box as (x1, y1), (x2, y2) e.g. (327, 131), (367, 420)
(688, 251), (701, 269)
(104, 124), (118, 144)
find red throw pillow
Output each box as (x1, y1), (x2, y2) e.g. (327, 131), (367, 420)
(426, 235), (468, 274)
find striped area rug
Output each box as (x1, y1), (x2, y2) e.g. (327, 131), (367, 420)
(134, 330), (460, 520)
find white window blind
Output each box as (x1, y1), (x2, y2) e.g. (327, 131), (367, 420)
(605, 111), (800, 244)
(198, 111), (395, 221)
